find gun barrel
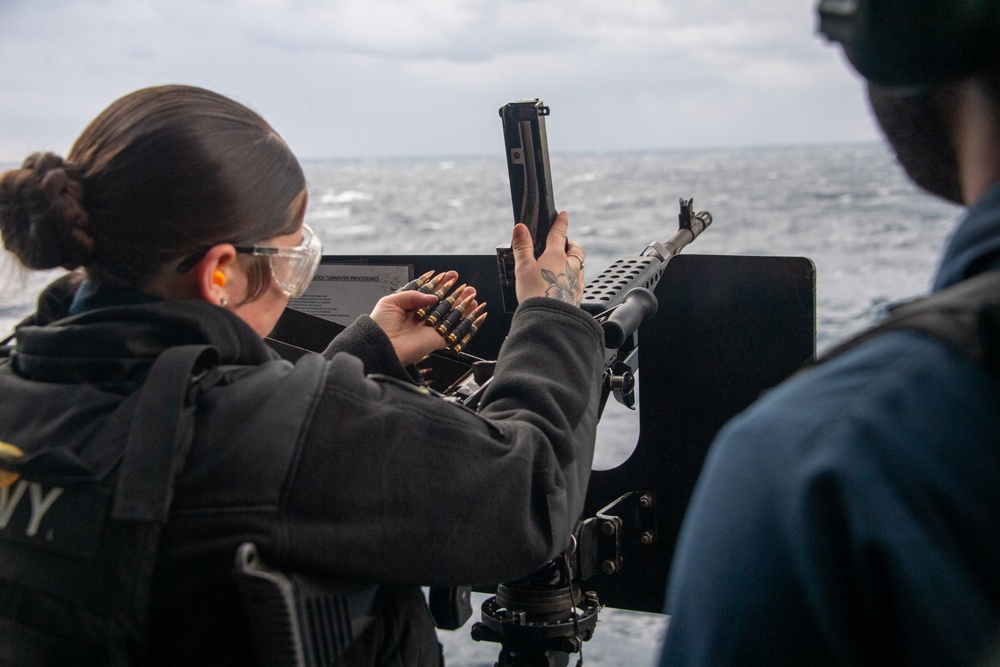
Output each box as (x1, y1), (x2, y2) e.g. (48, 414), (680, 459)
(580, 199), (711, 319)
(644, 206), (713, 264)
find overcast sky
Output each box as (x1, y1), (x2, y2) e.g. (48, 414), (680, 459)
(0, 0), (880, 161)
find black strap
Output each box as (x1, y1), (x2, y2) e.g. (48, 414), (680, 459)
(815, 271), (1000, 374)
(112, 344), (218, 522)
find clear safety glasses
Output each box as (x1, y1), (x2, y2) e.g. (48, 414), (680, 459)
(233, 224), (323, 298)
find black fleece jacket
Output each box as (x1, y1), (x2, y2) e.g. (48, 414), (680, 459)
(0, 284), (604, 664)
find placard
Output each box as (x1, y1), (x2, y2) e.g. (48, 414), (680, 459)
(287, 264), (410, 324)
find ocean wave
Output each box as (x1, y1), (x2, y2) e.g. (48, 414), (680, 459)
(318, 189), (375, 204)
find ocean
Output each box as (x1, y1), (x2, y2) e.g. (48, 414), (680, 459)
(4, 142), (958, 347)
(0, 143), (962, 665)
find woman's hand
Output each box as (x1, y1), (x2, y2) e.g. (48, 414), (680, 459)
(369, 271), (478, 365)
(512, 211), (585, 306)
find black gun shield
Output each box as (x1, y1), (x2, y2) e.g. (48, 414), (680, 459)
(582, 253), (816, 613)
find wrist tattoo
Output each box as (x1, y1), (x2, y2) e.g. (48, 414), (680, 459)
(541, 262), (583, 304)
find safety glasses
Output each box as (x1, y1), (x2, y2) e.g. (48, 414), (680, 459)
(233, 224), (323, 298)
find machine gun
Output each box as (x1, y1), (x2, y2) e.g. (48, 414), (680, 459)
(498, 98), (711, 417)
(582, 199), (711, 417)
(260, 100), (814, 667)
(426, 198), (712, 665)
(449, 197), (711, 412)
(461, 213), (712, 665)
(455, 99), (712, 415)
(424, 101), (712, 667)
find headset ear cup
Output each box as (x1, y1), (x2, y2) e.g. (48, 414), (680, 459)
(818, 0), (999, 88)
(212, 270), (227, 287)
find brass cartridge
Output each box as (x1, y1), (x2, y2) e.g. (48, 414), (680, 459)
(416, 275), (458, 319)
(450, 312), (488, 354)
(424, 283), (467, 328)
(445, 302), (487, 346)
(436, 294), (475, 336)
(394, 269), (436, 294)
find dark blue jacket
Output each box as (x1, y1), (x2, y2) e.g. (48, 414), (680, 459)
(660, 185), (1000, 665)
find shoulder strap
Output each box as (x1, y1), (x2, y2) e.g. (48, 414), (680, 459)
(815, 271), (1000, 374)
(113, 344), (218, 521)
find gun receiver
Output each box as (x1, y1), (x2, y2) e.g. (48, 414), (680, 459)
(497, 98), (557, 313)
(585, 199), (713, 414)
(449, 198), (711, 414)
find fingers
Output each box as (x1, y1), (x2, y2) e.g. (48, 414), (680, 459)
(511, 222), (535, 263)
(511, 211), (587, 306)
(565, 239), (585, 271)
(397, 274), (488, 353)
(386, 289), (440, 312)
(554, 213), (584, 275)
(545, 211), (570, 252)
(514, 212), (574, 259)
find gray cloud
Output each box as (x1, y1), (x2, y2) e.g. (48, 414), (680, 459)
(0, 0), (876, 161)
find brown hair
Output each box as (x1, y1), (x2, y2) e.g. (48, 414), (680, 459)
(0, 85), (306, 300)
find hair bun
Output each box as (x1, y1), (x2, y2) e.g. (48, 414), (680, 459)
(0, 152), (94, 270)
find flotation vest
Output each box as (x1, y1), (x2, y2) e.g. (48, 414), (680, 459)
(0, 345), (217, 666)
(0, 341), (381, 666)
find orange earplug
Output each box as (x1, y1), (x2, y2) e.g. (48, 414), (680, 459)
(212, 270), (227, 287)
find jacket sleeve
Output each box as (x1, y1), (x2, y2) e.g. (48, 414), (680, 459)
(320, 314), (420, 383)
(282, 297), (605, 586)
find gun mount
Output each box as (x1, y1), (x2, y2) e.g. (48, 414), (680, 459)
(261, 99), (816, 666)
(266, 249), (815, 665)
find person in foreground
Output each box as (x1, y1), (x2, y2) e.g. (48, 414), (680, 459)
(0, 84), (604, 666)
(660, 2), (1000, 665)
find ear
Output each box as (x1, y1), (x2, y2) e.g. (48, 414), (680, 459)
(194, 244), (237, 306)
